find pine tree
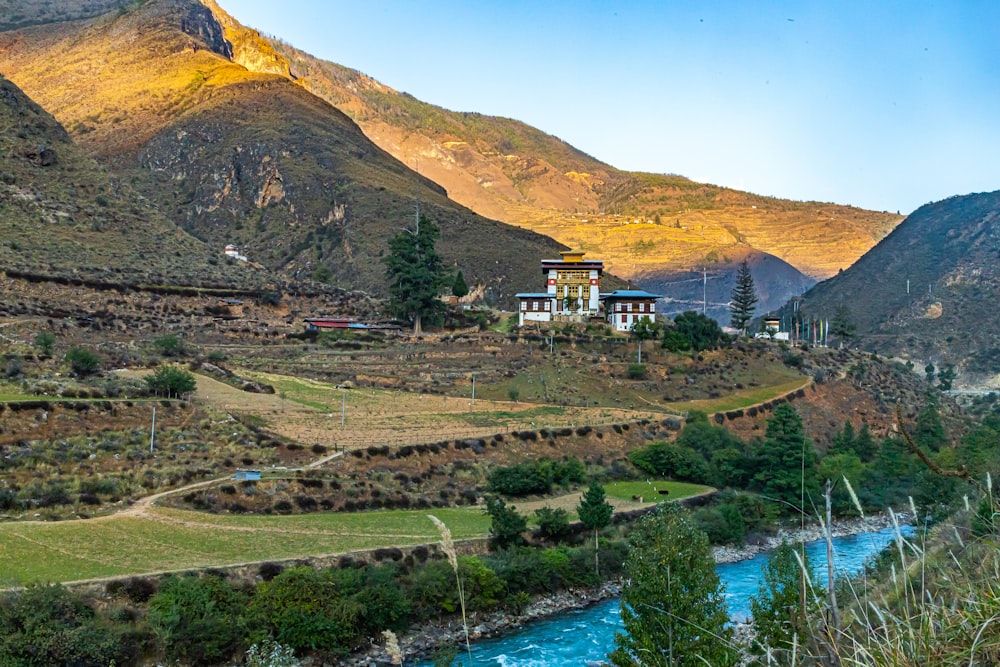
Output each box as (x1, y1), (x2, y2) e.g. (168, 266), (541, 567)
(830, 303), (857, 347)
(451, 270), (469, 299)
(729, 259), (758, 335)
(610, 506), (736, 667)
(577, 483), (614, 575)
(383, 215), (449, 334)
(752, 403), (817, 513)
(485, 496), (527, 550)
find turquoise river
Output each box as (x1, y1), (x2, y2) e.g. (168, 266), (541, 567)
(420, 525), (910, 666)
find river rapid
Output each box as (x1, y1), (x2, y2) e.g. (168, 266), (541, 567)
(410, 524), (910, 667)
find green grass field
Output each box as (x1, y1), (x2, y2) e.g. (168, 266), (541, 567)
(0, 506), (490, 585)
(0, 481), (715, 585)
(665, 378), (809, 414)
(605, 480), (712, 503)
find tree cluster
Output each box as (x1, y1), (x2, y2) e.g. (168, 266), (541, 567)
(629, 400), (995, 543)
(0, 532), (630, 666)
(662, 311), (727, 352)
(487, 457), (585, 497)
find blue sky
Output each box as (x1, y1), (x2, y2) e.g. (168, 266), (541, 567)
(220, 1), (999, 214)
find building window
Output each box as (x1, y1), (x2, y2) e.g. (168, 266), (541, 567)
(627, 303), (633, 312)
(638, 303), (645, 312)
(616, 303), (622, 312)
(520, 302), (527, 311)
(532, 301), (538, 311)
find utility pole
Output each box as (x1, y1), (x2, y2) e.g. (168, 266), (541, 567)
(702, 267), (707, 315)
(471, 375), (476, 408)
(414, 157), (420, 234)
(341, 392), (346, 428)
(149, 407), (156, 454)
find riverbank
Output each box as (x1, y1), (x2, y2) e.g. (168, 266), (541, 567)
(346, 512), (908, 666)
(713, 511), (910, 563)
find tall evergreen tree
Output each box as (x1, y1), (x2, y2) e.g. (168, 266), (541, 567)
(451, 270), (469, 298)
(577, 483), (614, 575)
(729, 259), (758, 335)
(383, 215), (449, 334)
(610, 506), (736, 667)
(752, 403), (817, 514)
(485, 496), (527, 550)
(830, 303), (857, 348)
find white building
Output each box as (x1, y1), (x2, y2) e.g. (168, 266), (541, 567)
(224, 244), (248, 262)
(515, 292), (555, 326)
(541, 251), (604, 318)
(601, 290), (662, 332)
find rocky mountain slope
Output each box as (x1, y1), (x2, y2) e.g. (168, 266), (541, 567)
(257, 23), (901, 284)
(0, 0), (568, 304)
(0, 74), (258, 289)
(642, 249), (815, 323)
(782, 190), (1000, 381)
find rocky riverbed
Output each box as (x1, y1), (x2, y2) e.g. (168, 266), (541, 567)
(345, 512), (909, 666)
(712, 511), (910, 563)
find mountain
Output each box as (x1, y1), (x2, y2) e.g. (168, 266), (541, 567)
(780, 190), (1000, 381)
(0, 0), (570, 305)
(259, 29), (902, 285)
(642, 249), (815, 323)
(0, 0), (130, 31)
(0, 73), (258, 289)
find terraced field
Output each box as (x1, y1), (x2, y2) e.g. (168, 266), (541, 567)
(0, 482), (711, 584)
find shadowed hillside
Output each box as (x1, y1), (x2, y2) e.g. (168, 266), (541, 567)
(781, 190), (1000, 382)
(0, 0), (569, 304)
(0, 74), (260, 289)
(640, 249), (815, 323)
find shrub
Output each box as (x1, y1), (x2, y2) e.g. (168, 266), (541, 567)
(0, 584), (135, 666)
(534, 507), (571, 542)
(152, 334), (184, 357)
(147, 575), (247, 666)
(64, 347), (100, 376)
(627, 363), (647, 379)
(629, 441), (712, 484)
(145, 365), (196, 398)
(33, 331), (55, 357)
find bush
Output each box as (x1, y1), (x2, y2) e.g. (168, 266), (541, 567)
(627, 363), (647, 379)
(33, 331), (55, 357)
(534, 507), (571, 542)
(147, 575), (247, 666)
(65, 347), (100, 376)
(666, 311), (725, 351)
(488, 457), (585, 496)
(628, 441), (712, 484)
(145, 365), (197, 398)
(152, 334), (184, 357)
(0, 584), (136, 667)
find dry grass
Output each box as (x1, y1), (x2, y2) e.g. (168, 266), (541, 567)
(199, 370), (670, 449)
